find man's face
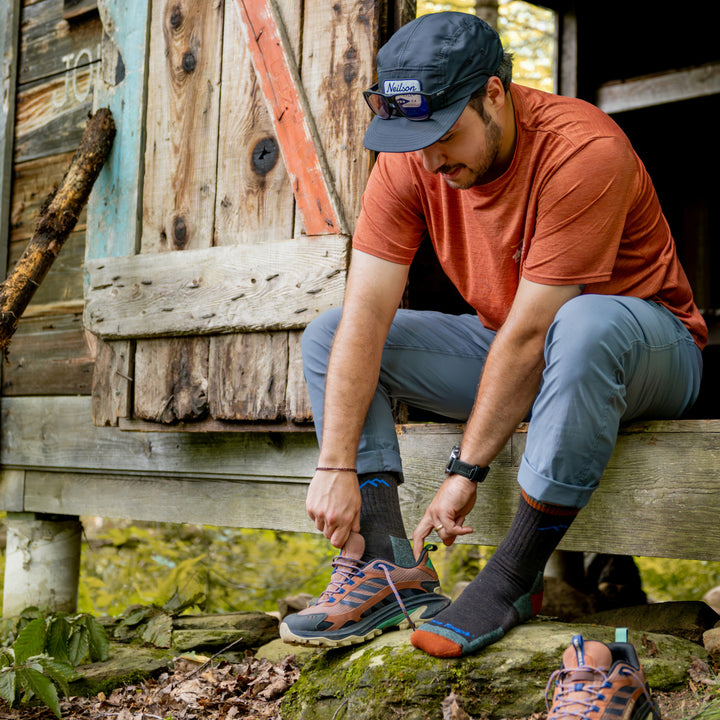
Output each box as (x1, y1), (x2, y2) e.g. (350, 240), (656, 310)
(415, 103), (503, 189)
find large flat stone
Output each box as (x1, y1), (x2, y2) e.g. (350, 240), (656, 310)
(281, 620), (707, 720)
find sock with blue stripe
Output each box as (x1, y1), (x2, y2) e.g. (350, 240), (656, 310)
(411, 490), (579, 657)
(358, 471), (413, 566)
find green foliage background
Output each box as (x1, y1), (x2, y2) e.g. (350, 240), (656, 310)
(2, 512), (719, 617)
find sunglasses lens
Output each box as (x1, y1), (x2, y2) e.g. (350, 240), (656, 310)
(365, 92), (392, 119)
(396, 93), (431, 120)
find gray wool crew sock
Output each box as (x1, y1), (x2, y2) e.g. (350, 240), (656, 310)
(357, 471), (413, 566)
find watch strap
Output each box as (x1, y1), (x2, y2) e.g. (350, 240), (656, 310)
(445, 445), (489, 483)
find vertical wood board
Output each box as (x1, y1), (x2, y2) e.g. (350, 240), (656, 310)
(141, 0), (224, 253)
(300, 0), (379, 232)
(209, 332), (289, 420)
(86, 0), (152, 426)
(137, 0), (224, 423)
(2, 0), (22, 279)
(233, 0), (347, 236)
(87, 0), (151, 260)
(134, 337), (210, 423)
(213, 0), (298, 246)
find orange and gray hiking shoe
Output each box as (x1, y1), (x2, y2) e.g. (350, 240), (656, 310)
(546, 632), (661, 719)
(279, 539), (450, 647)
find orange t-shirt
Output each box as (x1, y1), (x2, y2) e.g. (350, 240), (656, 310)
(353, 83), (707, 349)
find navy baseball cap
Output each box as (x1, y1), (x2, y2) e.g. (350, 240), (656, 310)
(363, 12), (503, 153)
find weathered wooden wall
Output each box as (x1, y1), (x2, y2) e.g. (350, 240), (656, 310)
(86, 0), (386, 428)
(5, 0), (101, 395)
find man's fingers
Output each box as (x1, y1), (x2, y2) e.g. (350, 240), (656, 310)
(412, 517), (434, 559)
(330, 525), (350, 549)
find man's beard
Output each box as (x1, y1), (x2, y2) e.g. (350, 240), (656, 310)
(438, 117), (503, 189)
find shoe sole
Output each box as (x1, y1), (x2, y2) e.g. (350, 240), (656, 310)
(279, 594), (451, 648)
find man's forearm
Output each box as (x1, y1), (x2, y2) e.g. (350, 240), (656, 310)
(317, 313), (386, 467)
(460, 327), (545, 467)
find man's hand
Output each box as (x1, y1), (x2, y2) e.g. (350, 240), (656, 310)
(306, 469), (361, 549)
(412, 474), (477, 558)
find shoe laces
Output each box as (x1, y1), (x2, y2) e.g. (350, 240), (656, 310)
(376, 561), (417, 631)
(316, 555), (420, 631)
(545, 664), (659, 719)
(316, 554), (365, 603)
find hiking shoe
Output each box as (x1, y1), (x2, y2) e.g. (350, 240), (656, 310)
(279, 542), (450, 647)
(546, 633), (661, 719)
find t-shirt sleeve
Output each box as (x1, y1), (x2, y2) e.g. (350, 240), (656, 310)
(522, 136), (638, 286)
(352, 153), (427, 265)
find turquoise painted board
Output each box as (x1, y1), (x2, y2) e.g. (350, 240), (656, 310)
(1, 0), (22, 278)
(86, 0), (151, 265)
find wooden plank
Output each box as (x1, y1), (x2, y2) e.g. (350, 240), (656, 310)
(86, 0), (153, 427)
(2, 312), (93, 395)
(13, 65), (98, 162)
(9, 152), (78, 242)
(556, 9), (577, 98)
(134, 337), (209, 423)
(213, 0), (297, 247)
(18, 0), (101, 85)
(209, 0), (302, 429)
(2, 399), (720, 560)
(137, 0), (224, 423)
(8, 230), (85, 307)
(91, 337), (132, 426)
(119, 417), (316, 432)
(300, 0), (380, 231)
(87, 0), (151, 260)
(63, 0), (98, 21)
(597, 62), (720, 115)
(208, 332), (289, 420)
(1, 0), (21, 283)
(1, 396), (319, 477)
(0, 470), (25, 513)
(233, 0), (347, 236)
(141, 0), (223, 254)
(285, 329), (313, 422)
(20, 470), (313, 530)
(84, 236), (348, 338)
(3, 399), (719, 560)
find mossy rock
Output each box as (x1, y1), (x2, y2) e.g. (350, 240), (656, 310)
(69, 643), (174, 697)
(281, 620), (707, 720)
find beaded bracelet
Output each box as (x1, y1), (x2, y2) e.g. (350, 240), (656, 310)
(315, 466), (357, 473)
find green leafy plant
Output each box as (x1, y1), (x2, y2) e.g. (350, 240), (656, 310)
(0, 609), (109, 718)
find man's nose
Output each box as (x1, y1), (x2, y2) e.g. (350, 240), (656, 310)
(416, 144), (445, 174)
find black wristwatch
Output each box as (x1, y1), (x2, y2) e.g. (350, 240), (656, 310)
(445, 445), (489, 483)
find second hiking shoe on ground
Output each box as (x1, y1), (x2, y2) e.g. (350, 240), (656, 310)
(546, 633), (661, 719)
(279, 544), (450, 648)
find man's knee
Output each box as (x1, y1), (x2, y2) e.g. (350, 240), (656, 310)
(547, 295), (633, 370)
(301, 307), (343, 373)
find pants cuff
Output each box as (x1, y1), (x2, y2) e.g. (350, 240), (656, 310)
(356, 448), (405, 484)
(517, 455), (594, 509)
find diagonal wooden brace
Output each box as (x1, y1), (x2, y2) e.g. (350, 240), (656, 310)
(234, 0), (348, 236)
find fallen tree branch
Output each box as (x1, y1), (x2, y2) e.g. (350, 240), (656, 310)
(0, 107), (116, 350)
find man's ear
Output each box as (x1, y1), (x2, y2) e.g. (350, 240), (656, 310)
(485, 76), (506, 109)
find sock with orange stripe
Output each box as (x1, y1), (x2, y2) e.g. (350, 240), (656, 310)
(411, 490), (579, 658)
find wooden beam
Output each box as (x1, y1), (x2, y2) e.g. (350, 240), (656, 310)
(1, 0), (21, 279)
(2, 396), (719, 561)
(84, 235), (348, 338)
(596, 62), (720, 115)
(233, 0), (348, 236)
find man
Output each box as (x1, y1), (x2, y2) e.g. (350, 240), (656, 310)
(279, 12), (705, 658)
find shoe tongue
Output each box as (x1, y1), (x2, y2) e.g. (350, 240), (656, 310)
(341, 531), (365, 561)
(562, 638), (612, 672)
(554, 638), (613, 716)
